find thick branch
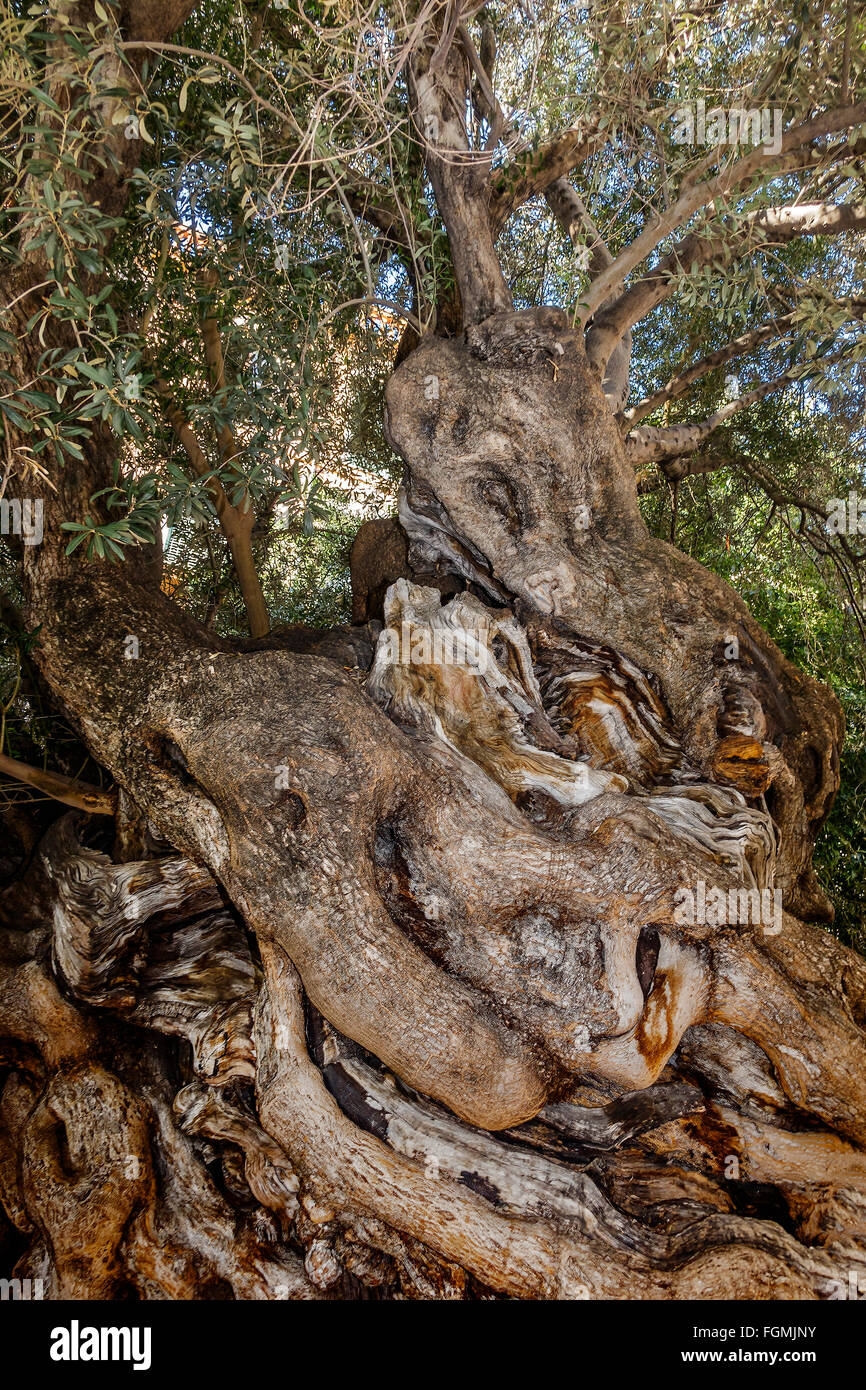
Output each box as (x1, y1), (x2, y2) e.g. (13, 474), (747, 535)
(545, 177), (631, 410)
(409, 30), (510, 325)
(587, 201), (866, 375)
(199, 269), (242, 467)
(544, 178), (613, 276)
(625, 297), (866, 427)
(635, 450), (734, 492)
(582, 105), (866, 324)
(341, 178), (410, 247)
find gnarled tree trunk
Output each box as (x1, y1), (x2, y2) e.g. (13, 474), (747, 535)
(2, 1), (865, 1303)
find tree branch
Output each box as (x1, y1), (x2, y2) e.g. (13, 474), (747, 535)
(582, 103), (866, 325)
(489, 122), (606, 235)
(587, 201), (866, 376)
(409, 19), (511, 325)
(623, 297), (866, 427)
(544, 177), (613, 276)
(0, 752), (115, 815)
(151, 369), (271, 639)
(199, 269), (242, 467)
(340, 178), (410, 247)
(635, 449), (733, 492)
(460, 17), (502, 142)
(624, 349), (852, 464)
(545, 176), (631, 409)
(623, 316), (798, 428)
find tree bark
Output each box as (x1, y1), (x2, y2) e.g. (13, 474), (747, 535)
(3, 299), (864, 1299)
(2, 3), (865, 1305)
